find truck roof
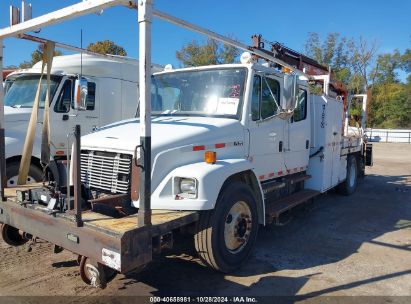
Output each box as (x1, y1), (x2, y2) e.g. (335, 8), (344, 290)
(153, 62), (293, 81)
(8, 54), (162, 83)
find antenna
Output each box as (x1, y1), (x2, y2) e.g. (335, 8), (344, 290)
(80, 29), (83, 77)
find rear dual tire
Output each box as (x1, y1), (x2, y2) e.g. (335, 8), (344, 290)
(338, 155), (358, 195)
(194, 182), (258, 272)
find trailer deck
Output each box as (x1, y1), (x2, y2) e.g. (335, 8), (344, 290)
(1, 184), (198, 275)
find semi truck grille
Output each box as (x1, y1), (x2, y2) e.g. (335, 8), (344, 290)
(81, 150), (132, 194)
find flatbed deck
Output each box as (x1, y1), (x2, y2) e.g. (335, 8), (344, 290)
(3, 184), (198, 237)
(0, 185), (199, 273)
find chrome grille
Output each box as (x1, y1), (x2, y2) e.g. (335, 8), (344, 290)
(81, 150), (132, 194)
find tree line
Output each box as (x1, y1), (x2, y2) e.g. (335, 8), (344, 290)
(176, 34), (411, 129)
(7, 35), (410, 129)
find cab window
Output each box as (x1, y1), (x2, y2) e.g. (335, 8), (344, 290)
(54, 80), (73, 113)
(86, 82), (96, 110)
(261, 77), (280, 119)
(251, 76), (261, 121)
(293, 89), (307, 122)
(54, 80), (96, 113)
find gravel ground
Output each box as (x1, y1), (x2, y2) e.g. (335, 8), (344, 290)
(0, 142), (410, 302)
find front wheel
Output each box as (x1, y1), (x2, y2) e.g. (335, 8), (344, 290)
(194, 182), (259, 272)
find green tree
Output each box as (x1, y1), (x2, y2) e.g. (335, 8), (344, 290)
(31, 45), (63, 66)
(401, 48), (411, 73)
(176, 38), (240, 67)
(304, 33), (378, 92)
(304, 32), (352, 84)
(367, 48), (411, 128)
(370, 50), (402, 84)
(370, 82), (410, 128)
(87, 40), (127, 56)
(18, 61), (32, 69)
(348, 36), (378, 89)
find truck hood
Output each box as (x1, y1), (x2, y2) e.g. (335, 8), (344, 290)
(3, 106), (34, 134)
(82, 116), (244, 154)
(4, 106), (32, 124)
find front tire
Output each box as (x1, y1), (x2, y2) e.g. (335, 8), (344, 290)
(338, 155), (358, 195)
(194, 182), (259, 272)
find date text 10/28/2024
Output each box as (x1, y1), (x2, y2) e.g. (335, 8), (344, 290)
(150, 297), (258, 303)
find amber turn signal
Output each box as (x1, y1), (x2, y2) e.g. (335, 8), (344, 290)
(204, 151), (217, 164)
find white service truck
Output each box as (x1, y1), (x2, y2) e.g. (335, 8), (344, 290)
(0, 0), (373, 288)
(75, 55), (372, 273)
(3, 53), (157, 186)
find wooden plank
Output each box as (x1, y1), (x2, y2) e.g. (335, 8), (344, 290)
(73, 209), (198, 236)
(266, 189), (320, 218)
(4, 183), (44, 198)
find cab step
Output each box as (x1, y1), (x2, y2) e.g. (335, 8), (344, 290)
(265, 189), (320, 220)
(262, 174), (311, 195)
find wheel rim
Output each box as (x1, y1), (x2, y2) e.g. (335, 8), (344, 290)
(349, 160), (356, 188)
(79, 256), (96, 286)
(224, 201), (253, 253)
(7, 174), (37, 187)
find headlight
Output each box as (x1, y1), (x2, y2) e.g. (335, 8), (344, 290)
(180, 178), (196, 193)
(173, 177), (198, 199)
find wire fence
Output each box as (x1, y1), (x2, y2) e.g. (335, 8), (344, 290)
(366, 128), (411, 143)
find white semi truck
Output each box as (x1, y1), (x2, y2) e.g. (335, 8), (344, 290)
(0, 0), (373, 288)
(3, 53), (161, 186)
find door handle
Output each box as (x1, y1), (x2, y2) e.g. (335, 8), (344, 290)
(306, 140), (309, 149)
(279, 141), (283, 152)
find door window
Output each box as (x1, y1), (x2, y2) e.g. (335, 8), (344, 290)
(54, 80), (96, 113)
(261, 77), (280, 119)
(54, 80), (73, 113)
(86, 82), (96, 110)
(293, 89), (307, 122)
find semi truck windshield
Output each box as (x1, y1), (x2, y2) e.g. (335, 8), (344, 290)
(4, 74), (61, 108)
(151, 68), (247, 119)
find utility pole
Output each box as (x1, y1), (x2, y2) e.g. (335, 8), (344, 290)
(137, 0), (152, 227)
(0, 40), (6, 201)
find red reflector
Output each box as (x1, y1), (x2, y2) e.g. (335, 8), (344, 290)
(215, 143), (225, 149)
(55, 150), (65, 156)
(193, 145), (205, 151)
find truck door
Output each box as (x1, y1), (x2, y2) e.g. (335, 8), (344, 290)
(50, 77), (99, 156)
(248, 74), (285, 181)
(284, 88), (310, 173)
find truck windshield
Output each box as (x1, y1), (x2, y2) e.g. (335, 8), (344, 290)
(4, 74), (61, 108)
(151, 68), (247, 119)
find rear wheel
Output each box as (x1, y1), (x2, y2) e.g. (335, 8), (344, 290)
(79, 256), (117, 288)
(338, 155), (358, 195)
(194, 182), (259, 272)
(6, 162), (43, 187)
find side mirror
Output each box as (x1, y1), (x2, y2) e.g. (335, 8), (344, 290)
(73, 77), (88, 111)
(282, 74), (299, 112)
